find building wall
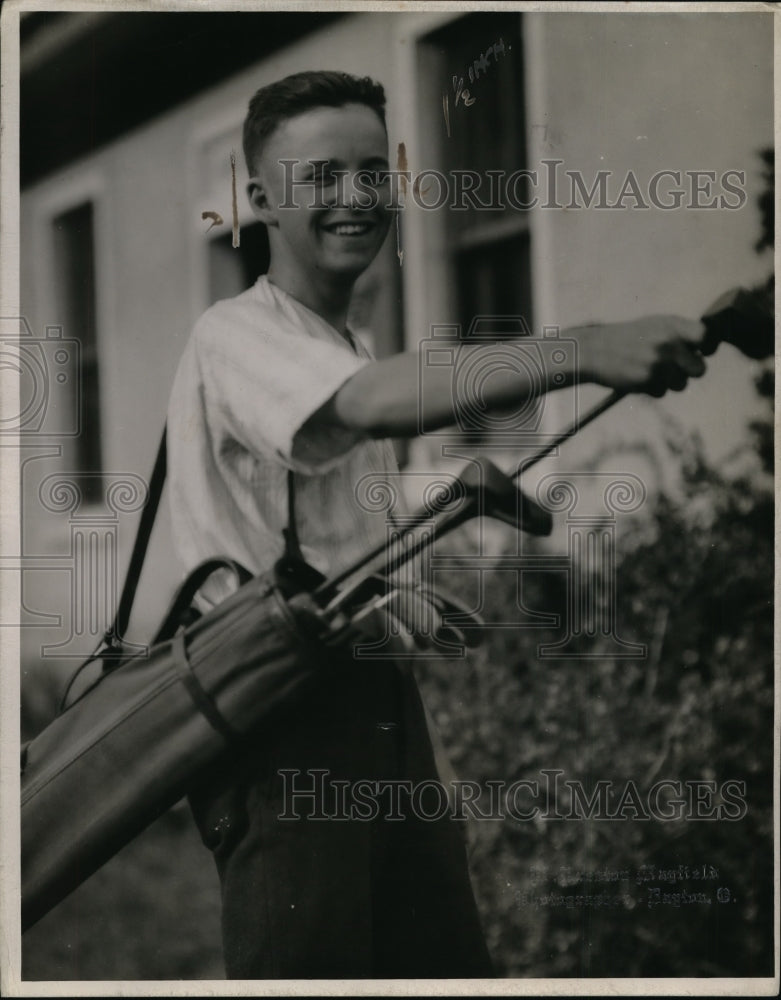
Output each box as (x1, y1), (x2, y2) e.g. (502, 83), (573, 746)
(524, 12), (773, 481)
(18, 10), (772, 668)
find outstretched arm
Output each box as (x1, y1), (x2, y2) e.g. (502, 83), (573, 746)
(324, 315), (706, 439)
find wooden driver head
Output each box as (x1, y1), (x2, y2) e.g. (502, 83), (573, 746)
(700, 287), (774, 360)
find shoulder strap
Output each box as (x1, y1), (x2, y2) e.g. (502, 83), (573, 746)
(65, 428), (168, 701)
(283, 468), (304, 563)
(275, 468), (323, 597)
(106, 430), (302, 649)
(104, 427), (168, 651)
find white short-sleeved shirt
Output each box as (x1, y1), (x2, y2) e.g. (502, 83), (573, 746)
(167, 275), (402, 595)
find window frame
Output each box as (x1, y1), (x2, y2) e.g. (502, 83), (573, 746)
(28, 169), (113, 509)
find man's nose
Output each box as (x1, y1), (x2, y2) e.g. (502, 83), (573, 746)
(332, 171), (369, 210)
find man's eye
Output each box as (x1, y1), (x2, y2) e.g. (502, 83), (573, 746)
(305, 163), (335, 184)
(362, 170), (389, 186)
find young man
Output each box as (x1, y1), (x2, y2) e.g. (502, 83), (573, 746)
(167, 71), (706, 979)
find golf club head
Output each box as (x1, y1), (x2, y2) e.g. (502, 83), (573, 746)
(458, 458), (553, 535)
(415, 583), (485, 648)
(700, 287), (774, 360)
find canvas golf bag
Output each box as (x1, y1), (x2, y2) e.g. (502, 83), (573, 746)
(20, 425), (553, 931)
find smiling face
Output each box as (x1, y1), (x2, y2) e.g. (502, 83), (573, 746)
(248, 103), (392, 293)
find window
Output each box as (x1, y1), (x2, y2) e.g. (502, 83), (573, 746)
(420, 13), (531, 336)
(52, 202), (101, 501)
(417, 14), (535, 446)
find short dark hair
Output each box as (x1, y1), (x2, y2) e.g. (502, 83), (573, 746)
(243, 71), (387, 176)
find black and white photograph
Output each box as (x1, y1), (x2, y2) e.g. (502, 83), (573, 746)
(0, 1), (777, 993)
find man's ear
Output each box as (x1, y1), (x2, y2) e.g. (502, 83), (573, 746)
(247, 177), (278, 227)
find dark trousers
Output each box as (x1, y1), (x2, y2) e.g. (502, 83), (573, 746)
(189, 654), (493, 979)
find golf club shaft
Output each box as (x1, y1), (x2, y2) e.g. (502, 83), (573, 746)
(316, 389), (626, 598)
(512, 389), (624, 480)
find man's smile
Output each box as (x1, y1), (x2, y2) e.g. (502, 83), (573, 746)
(320, 219), (377, 237)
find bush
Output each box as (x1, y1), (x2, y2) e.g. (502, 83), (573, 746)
(416, 418), (774, 977)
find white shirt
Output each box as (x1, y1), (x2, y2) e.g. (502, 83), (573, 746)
(167, 276), (402, 596)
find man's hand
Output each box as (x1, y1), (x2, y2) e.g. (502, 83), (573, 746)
(574, 316), (707, 397)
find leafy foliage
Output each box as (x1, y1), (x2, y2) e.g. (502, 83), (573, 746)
(417, 411), (773, 976)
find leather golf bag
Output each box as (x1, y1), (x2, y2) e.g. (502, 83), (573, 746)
(21, 558), (334, 931)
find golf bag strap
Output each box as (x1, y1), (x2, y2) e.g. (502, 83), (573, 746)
(106, 427), (299, 650)
(283, 468), (304, 563)
(107, 427), (168, 651)
(152, 558), (253, 644)
(171, 631), (240, 745)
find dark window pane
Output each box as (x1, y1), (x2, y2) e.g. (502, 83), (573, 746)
(52, 202), (101, 501)
(456, 232), (533, 335)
